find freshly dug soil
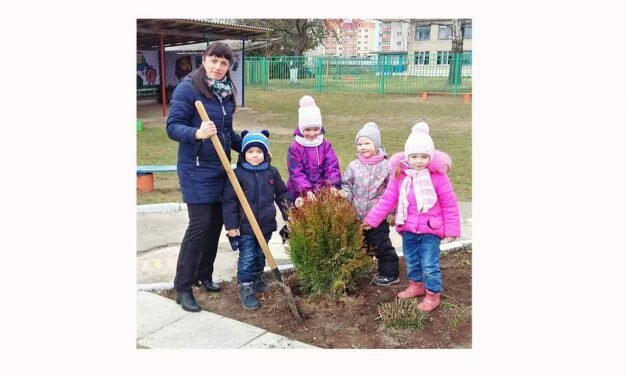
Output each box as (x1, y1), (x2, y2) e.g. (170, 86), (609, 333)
(158, 249), (472, 349)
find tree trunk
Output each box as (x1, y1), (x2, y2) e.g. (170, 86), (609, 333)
(295, 19), (307, 56)
(448, 19), (463, 86)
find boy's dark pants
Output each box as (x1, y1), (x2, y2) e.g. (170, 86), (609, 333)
(364, 221), (399, 278)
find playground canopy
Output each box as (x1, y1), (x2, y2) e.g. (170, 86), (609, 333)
(137, 19), (271, 116)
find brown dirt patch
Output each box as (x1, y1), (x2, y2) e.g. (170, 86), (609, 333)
(157, 249), (472, 349)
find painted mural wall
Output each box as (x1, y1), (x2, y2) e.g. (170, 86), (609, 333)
(137, 48), (243, 106)
(136, 50), (160, 87)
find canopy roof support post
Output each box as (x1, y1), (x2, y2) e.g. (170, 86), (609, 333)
(160, 33), (167, 117)
(241, 38), (245, 107)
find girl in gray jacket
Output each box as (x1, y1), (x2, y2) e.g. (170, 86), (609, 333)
(341, 122), (399, 285)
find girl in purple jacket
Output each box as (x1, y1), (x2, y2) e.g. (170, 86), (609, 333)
(286, 95), (341, 203)
(364, 121), (460, 312)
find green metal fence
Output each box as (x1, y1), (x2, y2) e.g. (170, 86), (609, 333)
(244, 53), (472, 95)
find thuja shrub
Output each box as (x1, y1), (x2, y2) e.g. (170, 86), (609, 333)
(287, 186), (372, 297)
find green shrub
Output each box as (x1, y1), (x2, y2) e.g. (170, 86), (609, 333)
(286, 187), (372, 297)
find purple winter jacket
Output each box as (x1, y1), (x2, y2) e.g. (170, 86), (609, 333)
(286, 126), (341, 201)
(364, 151), (460, 239)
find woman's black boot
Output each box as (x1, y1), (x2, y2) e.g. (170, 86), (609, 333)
(175, 291), (201, 312)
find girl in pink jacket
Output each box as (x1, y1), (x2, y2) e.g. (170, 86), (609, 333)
(364, 121), (460, 312)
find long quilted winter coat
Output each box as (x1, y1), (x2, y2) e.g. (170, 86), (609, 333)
(166, 72), (241, 204)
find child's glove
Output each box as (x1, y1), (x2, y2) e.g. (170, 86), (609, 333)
(294, 197), (304, 208)
(330, 187), (348, 198)
(387, 214), (396, 227)
(279, 224), (290, 244)
(294, 191), (317, 208)
(227, 234), (240, 251)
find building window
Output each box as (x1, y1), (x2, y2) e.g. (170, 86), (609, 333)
(438, 25), (452, 40)
(415, 26), (430, 40)
(463, 25), (472, 39)
(437, 51), (451, 65)
(462, 51), (472, 65)
(397, 41), (401, 45)
(414, 51), (430, 65)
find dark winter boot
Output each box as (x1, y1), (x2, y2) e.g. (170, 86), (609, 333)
(372, 274), (400, 286)
(199, 279), (221, 292)
(252, 275), (268, 292)
(175, 291), (201, 312)
(238, 282), (259, 310)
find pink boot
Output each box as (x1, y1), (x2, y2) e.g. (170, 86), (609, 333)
(397, 281), (425, 299)
(417, 290), (441, 312)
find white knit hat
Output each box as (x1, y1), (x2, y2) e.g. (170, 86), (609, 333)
(298, 95), (322, 132)
(404, 120), (435, 160)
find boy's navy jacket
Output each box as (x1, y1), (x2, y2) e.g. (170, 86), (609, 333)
(166, 72), (242, 204)
(222, 162), (289, 236)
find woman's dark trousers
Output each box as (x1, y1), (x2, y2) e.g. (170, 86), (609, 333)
(174, 203), (223, 293)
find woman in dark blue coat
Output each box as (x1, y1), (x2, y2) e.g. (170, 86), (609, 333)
(166, 42), (242, 312)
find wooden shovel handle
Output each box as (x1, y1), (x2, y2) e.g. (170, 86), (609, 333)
(194, 101), (278, 270)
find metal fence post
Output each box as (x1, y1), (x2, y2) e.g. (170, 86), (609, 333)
(378, 55), (385, 94)
(316, 56), (322, 93)
(453, 53), (461, 96)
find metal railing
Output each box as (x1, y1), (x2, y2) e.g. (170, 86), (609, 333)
(244, 53), (472, 95)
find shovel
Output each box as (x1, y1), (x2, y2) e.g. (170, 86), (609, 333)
(194, 101), (302, 321)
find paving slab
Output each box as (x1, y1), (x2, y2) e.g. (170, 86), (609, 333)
(137, 291), (190, 338)
(241, 332), (318, 349)
(138, 307), (267, 349)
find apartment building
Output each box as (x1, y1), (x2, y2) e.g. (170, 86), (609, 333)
(322, 20), (377, 57)
(380, 20), (410, 52)
(407, 19), (472, 73)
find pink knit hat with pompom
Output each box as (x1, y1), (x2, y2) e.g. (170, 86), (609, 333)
(298, 95), (322, 132)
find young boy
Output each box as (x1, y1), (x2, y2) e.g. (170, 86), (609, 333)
(222, 130), (289, 310)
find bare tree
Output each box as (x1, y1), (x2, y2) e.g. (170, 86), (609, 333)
(448, 18), (472, 85)
(237, 19), (341, 56)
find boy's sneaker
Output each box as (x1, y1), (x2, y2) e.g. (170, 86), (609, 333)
(252, 275), (268, 292)
(372, 274), (400, 286)
(238, 282), (259, 310)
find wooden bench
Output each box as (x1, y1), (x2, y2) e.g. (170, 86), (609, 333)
(137, 165), (177, 192)
(137, 87), (160, 104)
(137, 87), (159, 97)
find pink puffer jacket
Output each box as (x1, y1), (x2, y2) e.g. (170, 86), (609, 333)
(364, 151), (460, 239)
